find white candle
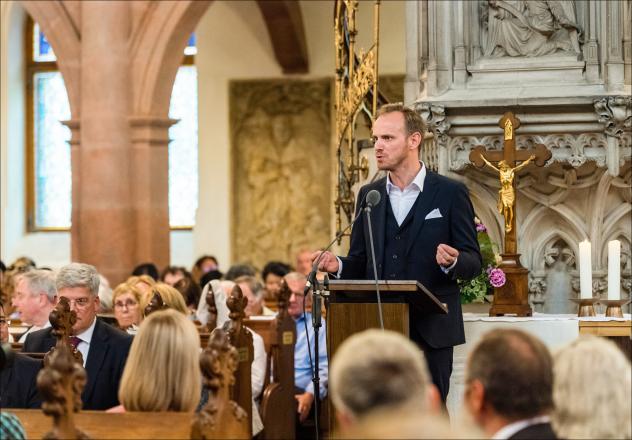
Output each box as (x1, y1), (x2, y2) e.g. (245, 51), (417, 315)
(579, 240), (592, 299)
(607, 240), (621, 300)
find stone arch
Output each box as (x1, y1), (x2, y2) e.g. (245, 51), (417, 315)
(19, 0), (81, 117)
(129, 0), (213, 117)
(522, 205), (584, 270)
(460, 175), (503, 246)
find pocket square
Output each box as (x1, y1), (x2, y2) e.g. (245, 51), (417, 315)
(424, 208), (443, 220)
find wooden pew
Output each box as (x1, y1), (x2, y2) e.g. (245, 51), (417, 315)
(251, 281), (296, 440)
(10, 410), (195, 439)
(14, 298), (249, 439)
(203, 282), (254, 438)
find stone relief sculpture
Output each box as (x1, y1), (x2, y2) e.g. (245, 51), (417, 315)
(231, 81), (331, 270)
(483, 0), (582, 57)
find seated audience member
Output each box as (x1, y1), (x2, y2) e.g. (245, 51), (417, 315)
(146, 283), (190, 316)
(131, 263), (159, 281)
(0, 260), (5, 284)
(160, 266), (187, 287)
(111, 282), (143, 331)
(551, 335), (631, 439)
(464, 329), (556, 440)
(284, 272), (328, 424)
(262, 261), (291, 302)
(235, 275), (275, 317)
(330, 329), (441, 433)
(295, 249), (313, 277)
(97, 274), (113, 313)
(23, 263), (132, 410)
(204, 279), (266, 435)
(1, 301), (41, 408)
(173, 274), (202, 316)
(126, 274), (155, 297)
(11, 269), (56, 342)
(114, 309), (201, 412)
(224, 263), (257, 282)
(191, 255), (222, 285)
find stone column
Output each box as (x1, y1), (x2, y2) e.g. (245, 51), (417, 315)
(453, 1), (467, 88)
(61, 119), (80, 260)
(128, 116), (175, 274)
(584, 0), (600, 83)
(77, 1), (135, 284)
(605, 0), (625, 91)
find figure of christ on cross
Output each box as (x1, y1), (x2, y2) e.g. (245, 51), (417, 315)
(479, 154), (535, 234)
(469, 111), (551, 256)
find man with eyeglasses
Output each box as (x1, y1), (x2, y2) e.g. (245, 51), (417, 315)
(23, 263), (132, 410)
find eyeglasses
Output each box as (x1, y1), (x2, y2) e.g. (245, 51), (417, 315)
(114, 299), (138, 309)
(63, 297), (93, 309)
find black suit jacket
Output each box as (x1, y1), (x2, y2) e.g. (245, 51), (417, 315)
(0, 352), (42, 408)
(22, 318), (132, 410)
(509, 422), (557, 439)
(340, 171), (481, 349)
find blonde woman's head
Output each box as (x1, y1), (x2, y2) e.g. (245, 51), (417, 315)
(552, 335), (631, 439)
(144, 282), (189, 316)
(118, 309), (201, 411)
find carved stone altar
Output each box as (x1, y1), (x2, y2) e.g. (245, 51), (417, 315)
(404, 0), (631, 312)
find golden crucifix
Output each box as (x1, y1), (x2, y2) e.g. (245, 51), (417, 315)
(470, 112), (551, 255)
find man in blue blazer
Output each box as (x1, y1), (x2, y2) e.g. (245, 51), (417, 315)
(23, 263), (132, 410)
(315, 104), (481, 402)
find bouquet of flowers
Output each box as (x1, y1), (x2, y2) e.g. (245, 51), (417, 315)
(458, 218), (506, 304)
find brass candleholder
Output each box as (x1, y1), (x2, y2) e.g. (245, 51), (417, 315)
(570, 298), (599, 317)
(600, 299), (631, 319)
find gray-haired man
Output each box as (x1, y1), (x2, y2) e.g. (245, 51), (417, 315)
(23, 262), (132, 410)
(12, 269), (56, 342)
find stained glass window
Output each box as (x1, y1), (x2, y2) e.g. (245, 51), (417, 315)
(33, 22), (56, 62)
(168, 65), (198, 228)
(33, 72), (71, 228)
(184, 33), (197, 56)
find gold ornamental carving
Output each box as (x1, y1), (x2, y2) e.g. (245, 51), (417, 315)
(334, 0), (382, 243)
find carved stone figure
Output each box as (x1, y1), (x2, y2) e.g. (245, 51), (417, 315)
(484, 0), (582, 57)
(480, 154), (535, 232)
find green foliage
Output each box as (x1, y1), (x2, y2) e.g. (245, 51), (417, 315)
(458, 272), (489, 304)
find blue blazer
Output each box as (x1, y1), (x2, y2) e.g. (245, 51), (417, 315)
(23, 318), (132, 410)
(340, 171), (482, 349)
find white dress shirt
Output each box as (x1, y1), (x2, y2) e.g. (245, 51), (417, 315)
(74, 317), (97, 367)
(492, 415), (551, 439)
(386, 163), (426, 225)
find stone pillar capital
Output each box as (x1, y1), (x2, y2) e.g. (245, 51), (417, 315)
(128, 115), (178, 146)
(594, 96), (632, 139)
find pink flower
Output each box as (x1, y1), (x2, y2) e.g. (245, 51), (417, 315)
(488, 268), (506, 288)
(476, 222), (487, 233)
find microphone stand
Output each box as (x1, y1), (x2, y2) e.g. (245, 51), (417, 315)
(365, 204), (385, 330)
(310, 277), (323, 440)
(303, 191), (375, 438)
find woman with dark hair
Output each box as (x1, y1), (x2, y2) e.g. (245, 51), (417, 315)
(131, 263), (159, 281)
(261, 261), (291, 302)
(160, 266), (187, 287)
(191, 255), (222, 285)
(173, 274), (201, 316)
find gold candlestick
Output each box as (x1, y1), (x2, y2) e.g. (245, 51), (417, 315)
(570, 298), (599, 317)
(599, 299), (631, 319)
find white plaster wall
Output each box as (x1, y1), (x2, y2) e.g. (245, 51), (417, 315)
(1, 1), (72, 269)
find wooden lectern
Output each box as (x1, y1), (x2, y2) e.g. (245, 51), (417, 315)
(325, 279), (448, 358)
(324, 280), (447, 434)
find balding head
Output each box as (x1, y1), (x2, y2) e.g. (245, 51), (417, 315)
(330, 329), (436, 428)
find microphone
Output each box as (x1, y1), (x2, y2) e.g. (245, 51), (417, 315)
(365, 189), (381, 211)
